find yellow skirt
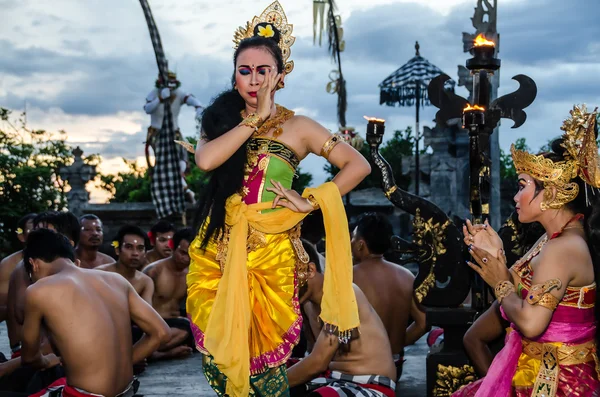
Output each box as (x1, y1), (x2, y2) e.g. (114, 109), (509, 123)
(186, 227), (303, 375)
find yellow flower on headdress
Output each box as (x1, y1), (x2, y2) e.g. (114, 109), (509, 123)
(111, 241), (119, 249)
(257, 24), (275, 38)
(16, 228), (23, 235)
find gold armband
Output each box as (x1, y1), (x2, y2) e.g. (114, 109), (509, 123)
(494, 280), (515, 304)
(526, 279), (562, 311)
(307, 195), (320, 210)
(240, 113), (264, 131)
(320, 134), (342, 159)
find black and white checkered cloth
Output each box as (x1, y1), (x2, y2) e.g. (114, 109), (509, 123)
(379, 54), (455, 107)
(307, 371), (396, 397)
(139, 0), (184, 219)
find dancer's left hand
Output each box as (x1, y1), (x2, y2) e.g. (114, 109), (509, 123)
(467, 245), (511, 288)
(266, 179), (313, 213)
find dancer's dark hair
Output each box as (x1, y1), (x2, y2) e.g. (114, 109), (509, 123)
(193, 34), (285, 248)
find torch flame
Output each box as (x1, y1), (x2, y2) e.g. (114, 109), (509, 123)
(474, 34), (495, 47)
(364, 116), (386, 123)
(464, 104), (485, 112)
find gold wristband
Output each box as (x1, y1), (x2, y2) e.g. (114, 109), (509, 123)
(240, 113), (264, 130)
(494, 280), (515, 304)
(307, 195), (320, 210)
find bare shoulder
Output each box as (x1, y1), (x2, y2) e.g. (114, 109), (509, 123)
(143, 259), (165, 277)
(352, 283), (369, 307)
(95, 262), (117, 272)
(136, 270), (154, 285)
(384, 260), (415, 281)
(540, 232), (590, 268)
(9, 260), (27, 283)
(288, 115), (329, 136)
(535, 232), (591, 283)
(98, 252), (116, 265)
(1, 250), (23, 269)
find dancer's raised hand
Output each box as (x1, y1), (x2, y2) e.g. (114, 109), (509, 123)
(256, 67), (282, 121)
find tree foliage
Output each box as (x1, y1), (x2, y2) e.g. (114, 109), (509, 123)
(324, 127), (414, 191)
(0, 107), (73, 256)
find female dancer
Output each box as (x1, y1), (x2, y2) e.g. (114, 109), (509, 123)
(454, 105), (600, 397)
(185, 2), (371, 396)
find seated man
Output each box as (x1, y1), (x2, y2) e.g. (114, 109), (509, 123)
(75, 214), (115, 269)
(143, 227), (194, 359)
(287, 240), (397, 397)
(21, 228), (170, 397)
(7, 211), (80, 360)
(1, 213), (36, 324)
(96, 225), (153, 305)
(351, 212), (429, 379)
(142, 221), (175, 268)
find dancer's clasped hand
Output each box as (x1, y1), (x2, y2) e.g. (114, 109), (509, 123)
(266, 179), (313, 213)
(467, 244), (510, 288)
(463, 219), (504, 259)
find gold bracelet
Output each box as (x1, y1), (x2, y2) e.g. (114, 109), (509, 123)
(307, 195), (320, 210)
(494, 280), (515, 304)
(240, 113), (264, 131)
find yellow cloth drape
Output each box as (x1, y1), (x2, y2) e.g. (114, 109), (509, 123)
(199, 181), (359, 397)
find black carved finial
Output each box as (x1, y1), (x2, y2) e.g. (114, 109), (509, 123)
(415, 41), (420, 56)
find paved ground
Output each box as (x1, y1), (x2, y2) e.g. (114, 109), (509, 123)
(1, 323), (427, 396)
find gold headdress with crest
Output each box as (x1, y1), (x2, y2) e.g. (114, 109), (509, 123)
(511, 104), (600, 209)
(232, 1), (295, 74)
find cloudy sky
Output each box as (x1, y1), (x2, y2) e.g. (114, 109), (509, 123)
(1, 0), (599, 202)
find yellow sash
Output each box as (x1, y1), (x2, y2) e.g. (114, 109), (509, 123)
(202, 182), (359, 396)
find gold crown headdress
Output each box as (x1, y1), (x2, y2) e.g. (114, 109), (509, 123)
(233, 1), (295, 74)
(511, 104), (600, 209)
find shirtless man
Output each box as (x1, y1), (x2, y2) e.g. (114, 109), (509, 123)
(0, 213), (36, 324)
(351, 212), (429, 380)
(21, 228), (170, 397)
(7, 211), (80, 359)
(143, 221), (175, 268)
(75, 214), (115, 269)
(143, 227), (194, 359)
(287, 240), (397, 397)
(96, 225), (153, 305)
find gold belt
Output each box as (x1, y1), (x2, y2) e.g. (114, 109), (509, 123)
(521, 338), (600, 397)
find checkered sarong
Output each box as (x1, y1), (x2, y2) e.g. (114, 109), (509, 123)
(307, 371), (396, 397)
(139, 0), (184, 218)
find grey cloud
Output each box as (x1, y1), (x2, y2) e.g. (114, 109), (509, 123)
(62, 39), (93, 54)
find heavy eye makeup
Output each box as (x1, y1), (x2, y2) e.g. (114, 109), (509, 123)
(517, 178), (528, 191)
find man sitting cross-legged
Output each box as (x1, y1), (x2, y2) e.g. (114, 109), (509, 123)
(21, 228), (170, 397)
(97, 225), (154, 305)
(351, 212), (429, 379)
(142, 221), (175, 269)
(287, 240), (397, 397)
(75, 214), (115, 269)
(143, 227), (195, 359)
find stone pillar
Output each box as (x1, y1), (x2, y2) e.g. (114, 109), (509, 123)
(59, 147), (96, 217)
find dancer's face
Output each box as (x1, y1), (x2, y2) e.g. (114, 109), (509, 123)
(235, 47), (278, 107)
(514, 173), (544, 223)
